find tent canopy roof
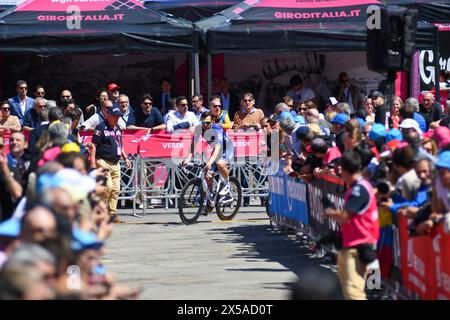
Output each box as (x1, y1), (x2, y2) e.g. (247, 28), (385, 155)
(0, 0), (196, 54)
(197, 0), (437, 54)
(143, 0), (239, 21)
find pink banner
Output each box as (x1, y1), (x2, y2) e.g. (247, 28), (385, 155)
(16, 0), (144, 12)
(255, 0), (380, 9)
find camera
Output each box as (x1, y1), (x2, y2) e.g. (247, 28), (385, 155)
(322, 194), (336, 210)
(371, 160), (392, 197)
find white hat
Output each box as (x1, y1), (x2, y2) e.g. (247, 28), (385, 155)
(54, 169), (96, 201)
(399, 118), (423, 136)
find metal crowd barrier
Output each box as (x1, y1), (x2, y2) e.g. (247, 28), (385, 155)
(118, 155), (269, 215)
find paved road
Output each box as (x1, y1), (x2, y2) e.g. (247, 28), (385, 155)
(102, 206), (338, 300)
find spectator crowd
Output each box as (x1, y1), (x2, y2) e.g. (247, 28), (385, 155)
(0, 72), (449, 300)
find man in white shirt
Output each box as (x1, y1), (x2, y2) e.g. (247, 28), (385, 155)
(166, 96), (199, 133)
(285, 75), (315, 105)
(80, 99), (126, 130)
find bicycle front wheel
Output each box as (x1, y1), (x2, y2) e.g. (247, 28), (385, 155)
(179, 178), (205, 225)
(216, 177), (242, 221)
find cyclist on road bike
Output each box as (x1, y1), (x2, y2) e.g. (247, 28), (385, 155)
(182, 111), (234, 201)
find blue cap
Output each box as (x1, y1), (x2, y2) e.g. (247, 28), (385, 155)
(0, 219), (20, 238)
(71, 228), (104, 252)
(278, 111), (294, 122)
(108, 107), (122, 116)
(369, 123), (387, 141)
(330, 113), (350, 125)
(436, 151), (450, 170)
(356, 117), (365, 128)
(386, 129), (403, 143)
(293, 115), (306, 125)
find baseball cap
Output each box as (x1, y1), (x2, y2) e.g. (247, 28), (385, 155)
(370, 91), (384, 99)
(436, 151), (450, 170)
(432, 127), (450, 147)
(386, 129), (403, 143)
(268, 113), (278, 123)
(108, 106), (122, 116)
(328, 97), (338, 106)
(71, 228), (104, 252)
(107, 83), (120, 92)
(278, 111), (295, 122)
(369, 123), (387, 141)
(61, 142), (81, 153)
(330, 113), (350, 125)
(293, 115), (306, 125)
(356, 117), (365, 128)
(399, 118), (423, 135)
(0, 219), (20, 238)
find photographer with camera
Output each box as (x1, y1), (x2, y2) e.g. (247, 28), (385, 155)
(324, 151), (379, 300)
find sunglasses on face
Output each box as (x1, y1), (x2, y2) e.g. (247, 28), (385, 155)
(212, 104), (221, 108)
(299, 108), (306, 111)
(37, 105), (47, 109)
(1, 108), (10, 111)
(179, 103), (188, 107)
(19, 87), (27, 90)
(243, 99), (252, 102)
(61, 95), (71, 98)
(143, 102), (152, 106)
(202, 121), (212, 126)
(36, 91), (45, 95)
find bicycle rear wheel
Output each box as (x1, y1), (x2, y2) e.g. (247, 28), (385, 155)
(216, 177), (242, 221)
(179, 178), (205, 225)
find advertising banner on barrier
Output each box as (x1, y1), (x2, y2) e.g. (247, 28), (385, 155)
(268, 162), (308, 224)
(398, 215), (437, 300)
(435, 226), (450, 300)
(80, 129), (146, 156)
(307, 174), (345, 236)
(79, 129), (266, 159)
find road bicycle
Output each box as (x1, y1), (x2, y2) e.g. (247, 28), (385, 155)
(178, 163), (242, 225)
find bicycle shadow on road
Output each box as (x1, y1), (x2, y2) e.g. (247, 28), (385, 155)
(206, 224), (337, 291)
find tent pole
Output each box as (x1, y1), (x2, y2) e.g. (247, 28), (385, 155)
(207, 54), (212, 101)
(194, 52), (200, 95)
(434, 30), (440, 104)
(188, 53), (193, 98)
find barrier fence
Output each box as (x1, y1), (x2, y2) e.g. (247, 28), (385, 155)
(267, 165), (450, 300)
(83, 129), (270, 213)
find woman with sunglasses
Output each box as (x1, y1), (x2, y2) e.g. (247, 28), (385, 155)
(0, 101), (21, 134)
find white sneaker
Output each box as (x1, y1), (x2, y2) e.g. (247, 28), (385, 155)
(219, 184), (230, 196)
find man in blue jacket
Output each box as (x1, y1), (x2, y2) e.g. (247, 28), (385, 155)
(8, 80), (35, 125)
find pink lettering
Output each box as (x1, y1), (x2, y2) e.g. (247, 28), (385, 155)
(286, 12), (294, 19)
(49, 16), (57, 21)
(57, 16), (65, 21)
(294, 13), (302, 19)
(322, 12), (330, 18)
(102, 15), (111, 21)
(303, 12), (311, 19)
(37, 15), (45, 21)
(339, 11), (348, 18)
(274, 12), (282, 19)
(85, 15), (92, 21)
(115, 14), (125, 21)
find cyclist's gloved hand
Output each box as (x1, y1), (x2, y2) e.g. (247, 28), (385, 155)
(173, 121), (191, 130)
